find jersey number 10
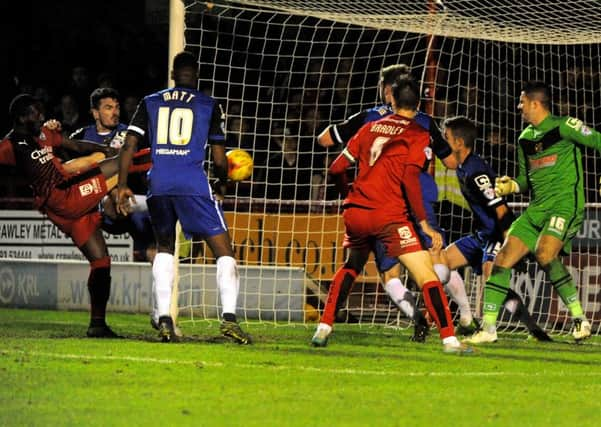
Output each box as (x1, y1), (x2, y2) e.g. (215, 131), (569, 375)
(157, 107), (193, 145)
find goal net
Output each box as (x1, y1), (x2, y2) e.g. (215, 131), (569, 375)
(175, 0), (601, 335)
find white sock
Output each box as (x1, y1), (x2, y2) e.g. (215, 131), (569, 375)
(504, 298), (518, 314)
(442, 336), (460, 346)
(384, 278), (414, 319)
(433, 263), (451, 285)
(445, 270), (473, 326)
(153, 252), (175, 317)
(217, 256), (239, 316)
(150, 278), (158, 324)
(317, 322), (332, 334)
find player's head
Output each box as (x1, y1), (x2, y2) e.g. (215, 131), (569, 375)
(379, 64), (411, 104)
(518, 80), (551, 125)
(90, 87), (121, 131)
(171, 51), (198, 89)
(390, 74), (420, 111)
(443, 116), (477, 152)
(9, 94), (45, 135)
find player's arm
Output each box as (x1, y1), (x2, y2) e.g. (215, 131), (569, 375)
(60, 138), (117, 157)
(115, 131), (140, 215)
(328, 128), (363, 197)
(0, 140), (16, 166)
(429, 119), (457, 169)
(402, 163), (442, 250)
(116, 100), (147, 215)
(496, 143), (528, 196)
(494, 203), (515, 238)
(209, 103), (228, 197)
(467, 169), (514, 237)
(513, 142), (529, 192)
(318, 111), (366, 148)
(317, 126), (336, 148)
(69, 127), (85, 140)
(560, 116), (601, 151)
(327, 147), (354, 197)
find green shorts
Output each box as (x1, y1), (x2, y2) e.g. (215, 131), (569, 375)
(507, 204), (583, 254)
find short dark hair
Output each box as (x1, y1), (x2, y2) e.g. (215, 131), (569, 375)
(391, 74), (420, 110)
(443, 116), (478, 150)
(9, 94), (37, 123)
(522, 80), (551, 109)
(380, 64), (411, 86)
(173, 51), (197, 71)
(90, 87), (120, 109)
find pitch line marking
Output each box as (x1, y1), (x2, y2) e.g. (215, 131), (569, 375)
(4, 349), (601, 377)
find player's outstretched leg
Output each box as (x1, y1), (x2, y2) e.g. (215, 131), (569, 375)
(542, 259), (591, 343)
(312, 267), (358, 347)
(444, 270), (479, 336)
(464, 266), (512, 344)
(503, 289), (552, 342)
(216, 256), (251, 344)
(383, 277), (430, 342)
(82, 251), (122, 338)
(421, 281), (474, 354)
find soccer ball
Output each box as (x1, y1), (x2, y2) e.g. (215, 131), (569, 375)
(226, 149), (253, 181)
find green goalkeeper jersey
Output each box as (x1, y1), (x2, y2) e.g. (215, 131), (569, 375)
(514, 114), (601, 210)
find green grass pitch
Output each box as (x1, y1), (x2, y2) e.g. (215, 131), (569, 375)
(2, 307), (601, 427)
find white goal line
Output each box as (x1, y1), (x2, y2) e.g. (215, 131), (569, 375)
(4, 349), (601, 378)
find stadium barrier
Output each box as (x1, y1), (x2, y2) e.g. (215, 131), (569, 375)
(0, 259), (306, 321)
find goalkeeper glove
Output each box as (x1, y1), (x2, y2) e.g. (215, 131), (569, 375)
(495, 176), (520, 197)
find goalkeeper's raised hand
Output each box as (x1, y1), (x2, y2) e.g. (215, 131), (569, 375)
(495, 176), (520, 197)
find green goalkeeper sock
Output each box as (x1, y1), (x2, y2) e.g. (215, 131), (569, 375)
(544, 259), (584, 319)
(482, 266), (512, 328)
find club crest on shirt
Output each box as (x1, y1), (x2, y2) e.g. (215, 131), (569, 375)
(580, 125), (592, 136)
(78, 177), (102, 197)
(565, 117), (583, 130)
(474, 175), (495, 199)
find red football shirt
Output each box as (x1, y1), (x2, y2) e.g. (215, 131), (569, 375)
(0, 128), (68, 209)
(330, 114), (431, 219)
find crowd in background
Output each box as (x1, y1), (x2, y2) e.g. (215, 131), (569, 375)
(3, 2), (601, 211)
(3, 61), (600, 213)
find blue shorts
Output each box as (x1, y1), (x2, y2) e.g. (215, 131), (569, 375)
(373, 239), (399, 273)
(147, 195), (228, 240)
(453, 234), (500, 275)
(129, 211), (155, 252)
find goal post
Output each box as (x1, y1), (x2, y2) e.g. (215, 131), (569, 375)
(173, 0), (601, 335)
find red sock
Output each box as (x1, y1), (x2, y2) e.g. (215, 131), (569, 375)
(320, 267), (358, 325)
(88, 256), (112, 322)
(422, 280), (455, 339)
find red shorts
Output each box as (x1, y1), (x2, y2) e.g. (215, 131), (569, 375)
(342, 206), (423, 257)
(43, 169), (108, 247)
(46, 209), (102, 248)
